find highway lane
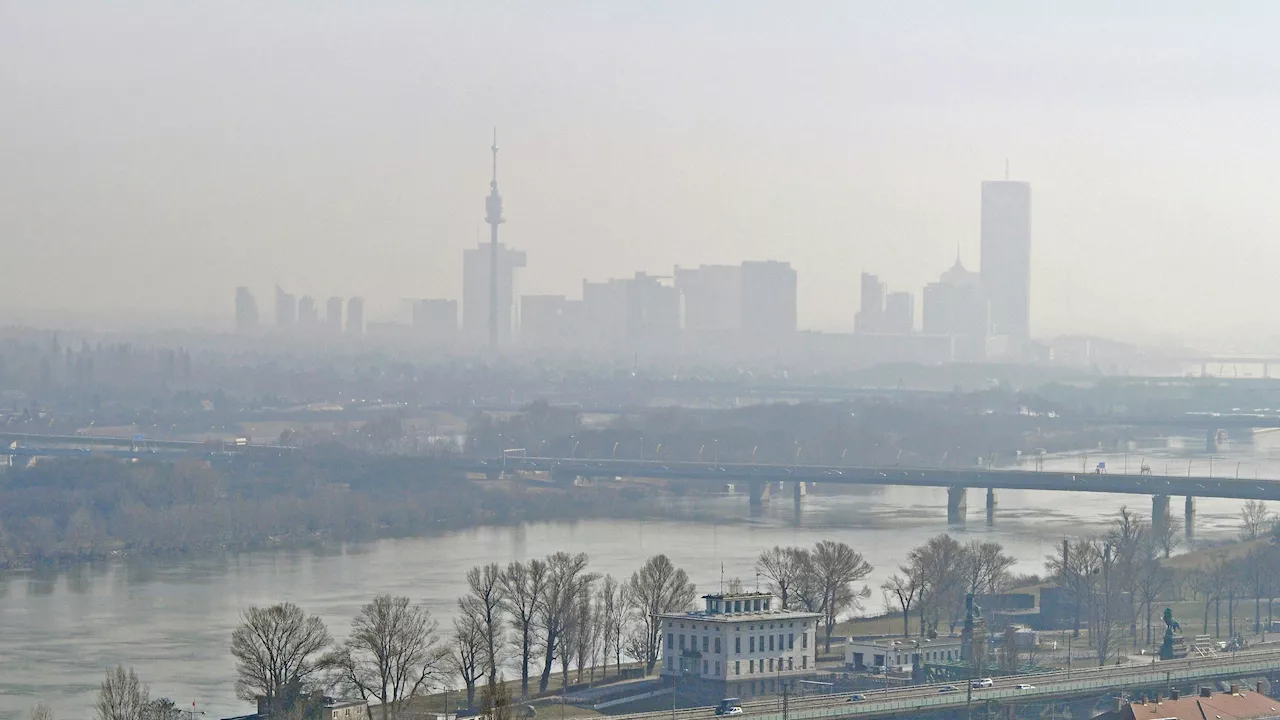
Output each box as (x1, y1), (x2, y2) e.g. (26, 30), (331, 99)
(574, 647), (1280, 720)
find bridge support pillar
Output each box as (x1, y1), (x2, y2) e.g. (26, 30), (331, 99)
(947, 485), (968, 524)
(1185, 495), (1196, 539)
(793, 481), (807, 505)
(985, 488), (997, 526)
(1152, 494), (1171, 539)
(749, 480), (772, 508)
(1206, 427), (1220, 453)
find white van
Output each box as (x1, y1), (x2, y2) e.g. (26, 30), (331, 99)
(971, 678), (994, 689)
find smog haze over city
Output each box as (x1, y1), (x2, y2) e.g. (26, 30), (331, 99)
(3, 2), (1279, 346)
(6, 5), (1280, 720)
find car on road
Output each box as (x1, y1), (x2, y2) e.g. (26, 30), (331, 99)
(939, 685), (958, 694)
(1014, 684), (1035, 691)
(717, 708), (742, 716)
(971, 678), (994, 689)
(846, 694), (865, 702)
(714, 699), (742, 716)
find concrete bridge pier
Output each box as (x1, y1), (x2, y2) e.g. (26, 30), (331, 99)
(749, 479), (772, 508)
(1152, 494), (1171, 538)
(986, 487), (997, 526)
(1206, 427), (1220, 453)
(1185, 495), (1196, 539)
(792, 480), (807, 505)
(947, 485), (968, 524)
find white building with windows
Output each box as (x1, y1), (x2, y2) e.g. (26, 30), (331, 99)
(658, 592), (822, 700)
(845, 635), (964, 672)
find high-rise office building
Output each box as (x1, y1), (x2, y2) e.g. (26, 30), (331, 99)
(740, 260), (797, 338)
(980, 180), (1032, 338)
(346, 297), (364, 335)
(412, 299), (458, 344)
(235, 287), (259, 334)
(274, 286), (297, 329)
(883, 291), (915, 335)
(297, 296), (319, 328)
(463, 243), (526, 346)
(854, 273), (886, 334)
(675, 264), (743, 332)
(922, 257), (987, 337)
(326, 297), (343, 332)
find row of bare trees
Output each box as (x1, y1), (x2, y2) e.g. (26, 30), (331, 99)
(875, 535), (1016, 641)
(753, 540), (875, 651)
(226, 553), (699, 720)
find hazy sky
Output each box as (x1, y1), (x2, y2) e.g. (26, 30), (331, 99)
(3, 1), (1280, 343)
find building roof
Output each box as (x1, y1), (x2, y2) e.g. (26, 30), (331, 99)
(658, 607), (822, 622)
(1105, 689), (1279, 720)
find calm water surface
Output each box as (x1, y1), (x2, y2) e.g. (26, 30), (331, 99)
(3, 436), (1276, 720)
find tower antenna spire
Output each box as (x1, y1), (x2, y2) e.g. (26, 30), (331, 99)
(491, 127), (499, 187)
(484, 127), (505, 350)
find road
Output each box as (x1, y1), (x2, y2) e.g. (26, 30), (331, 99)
(583, 647), (1280, 720)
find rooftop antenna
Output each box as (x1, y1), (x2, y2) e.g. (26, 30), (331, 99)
(720, 563), (724, 594)
(755, 571), (761, 592)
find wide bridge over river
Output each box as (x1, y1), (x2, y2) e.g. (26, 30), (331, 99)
(463, 456), (1280, 533)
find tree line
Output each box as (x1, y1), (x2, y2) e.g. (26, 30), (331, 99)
(225, 541), (874, 720)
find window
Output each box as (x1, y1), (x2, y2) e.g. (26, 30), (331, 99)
(702, 660), (708, 675)
(788, 633), (794, 650)
(679, 634), (686, 650)
(715, 637), (721, 654)
(735, 637), (741, 654)
(767, 658), (774, 672)
(715, 661), (720, 676)
(702, 636), (709, 653)
(802, 656), (808, 669)
(769, 635), (775, 652)
(749, 660), (755, 674)
(667, 632), (673, 649)
(801, 633), (808, 649)
(787, 657), (793, 670)
(735, 661), (740, 676)
(749, 637), (755, 653)
(779, 634), (784, 650)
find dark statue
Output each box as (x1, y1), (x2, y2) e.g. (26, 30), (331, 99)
(1159, 607), (1181, 660)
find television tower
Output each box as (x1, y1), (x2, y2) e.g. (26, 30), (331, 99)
(484, 128), (504, 349)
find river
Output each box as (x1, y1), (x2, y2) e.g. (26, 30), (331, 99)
(3, 436), (1277, 720)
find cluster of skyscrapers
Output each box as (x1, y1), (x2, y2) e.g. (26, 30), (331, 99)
(233, 137), (1032, 363)
(856, 179), (1032, 361)
(235, 286), (364, 337)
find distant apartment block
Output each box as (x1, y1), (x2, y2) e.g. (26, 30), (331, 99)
(235, 287), (259, 334)
(462, 242), (526, 346)
(325, 297), (343, 332)
(740, 260), (797, 339)
(274, 286), (297, 329)
(346, 297), (364, 335)
(297, 296), (319, 329)
(675, 264), (743, 333)
(883, 291), (915, 335)
(521, 295), (585, 348)
(412, 299), (458, 344)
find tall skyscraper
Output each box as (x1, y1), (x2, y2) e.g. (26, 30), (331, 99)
(883, 291), (915, 335)
(326, 297), (343, 332)
(234, 287), (259, 334)
(740, 260), (797, 338)
(346, 297), (364, 335)
(274, 286), (297, 329)
(922, 256), (987, 337)
(297, 296), (319, 328)
(980, 180), (1032, 338)
(854, 272), (886, 334)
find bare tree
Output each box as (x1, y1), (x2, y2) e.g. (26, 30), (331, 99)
(29, 703), (53, 720)
(809, 540), (873, 651)
(911, 534), (968, 636)
(327, 595), (446, 720)
(596, 574), (625, 679)
(1241, 500), (1271, 541)
(569, 578), (599, 684)
(96, 666), (150, 720)
(499, 558), (547, 698)
(462, 563), (506, 689)
(963, 540), (1016, 596)
(146, 699), (179, 720)
(626, 553), (697, 673)
(1134, 557), (1173, 645)
(537, 552), (594, 693)
(755, 546), (807, 609)
(881, 573), (919, 638)
(1045, 538), (1101, 638)
(230, 603), (331, 716)
(449, 604), (486, 709)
